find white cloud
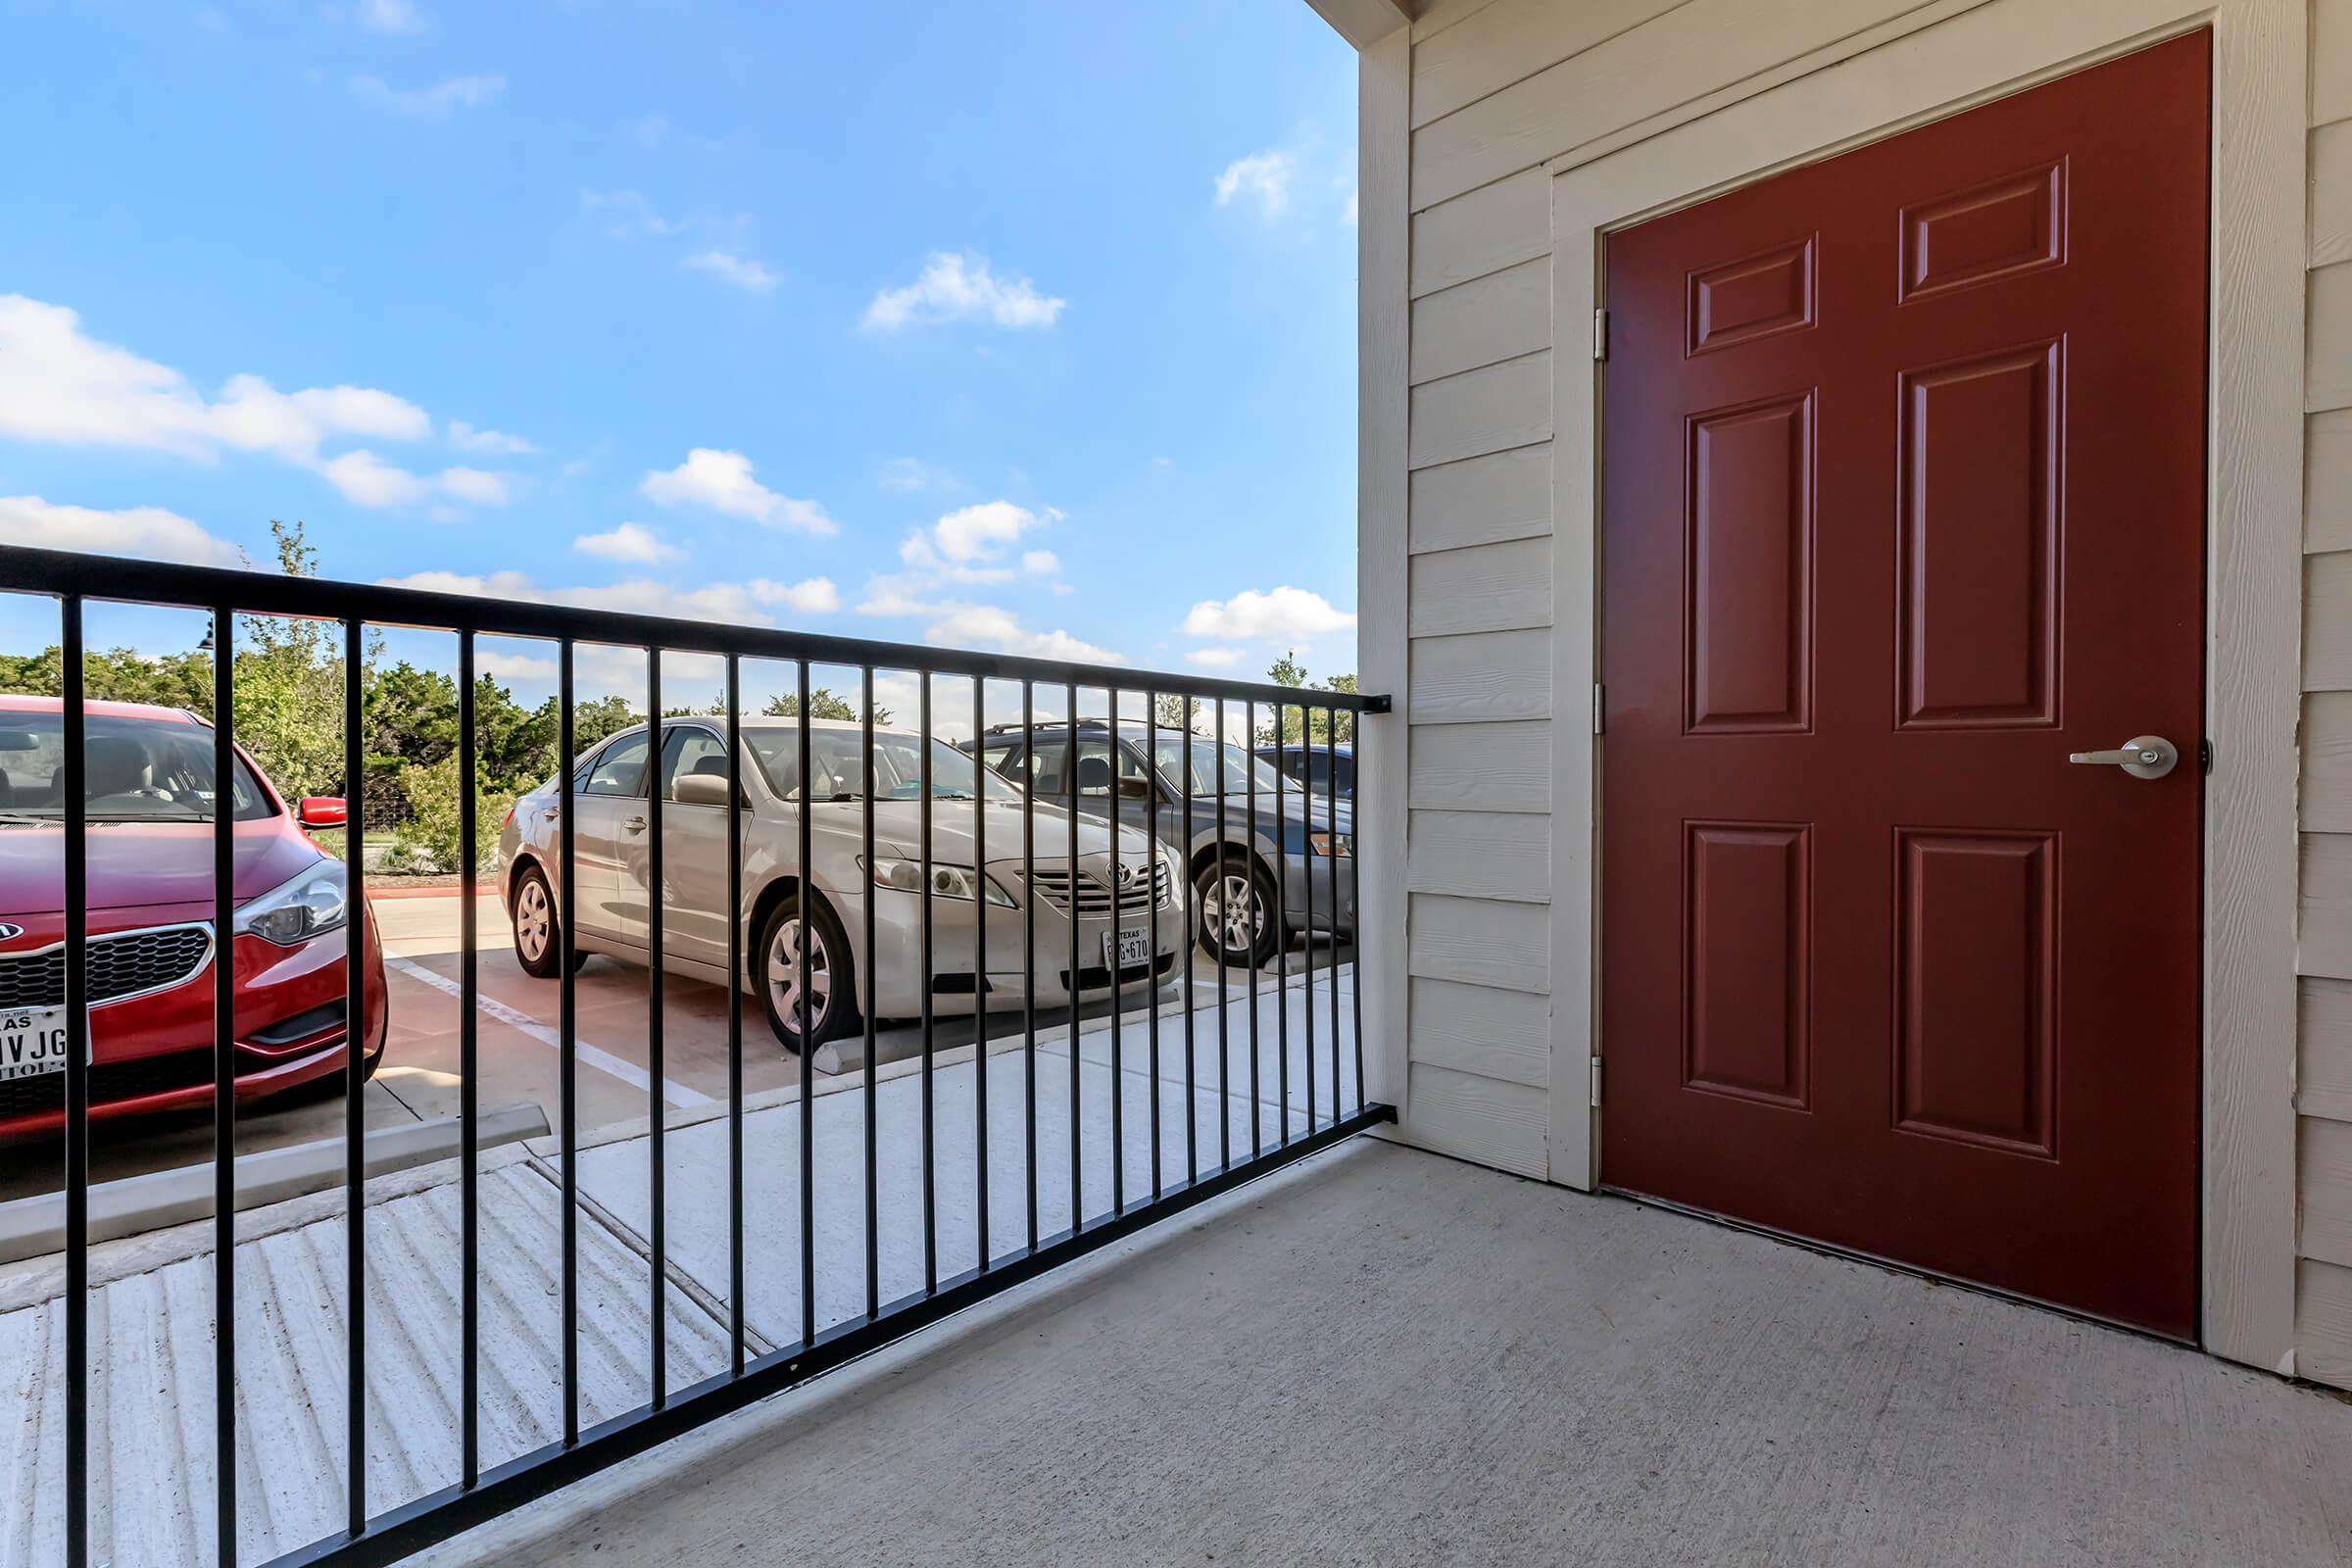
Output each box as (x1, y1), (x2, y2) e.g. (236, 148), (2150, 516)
(354, 0), (427, 34)
(0, 495), (245, 568)
(685, 250), (780, 293)
(1342, 183), (1359, 227)
(0, 296), (428, 461)
(641, 448), (836, 535)
(1185, 646), (1246, 668)
(316, 451), (506, 509)
(879, 457), (956, 493)
(882, 499), (1059, 593)
(349, 73), (505, 121)
(317, 449), (428, 506)
(1215, 149), (1298, 219)
(436, 466), (507, 504)
(573, 521), (678, 564)
(0, 294), (518, 512)
(925, 604), (1121, 664)
(476, 647), (556, 682)
(1181, 586), (1356, 641)
(932, 499), (1036, 562)
(379, 568), (827, 627)
(578, 187), (681, 239)
(861, 252), (1064, 332)
(448, 418), (535, 455)
(750, 576), (840, 613)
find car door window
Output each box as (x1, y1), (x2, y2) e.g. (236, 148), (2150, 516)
(659, 727), (733, 803)
(582, 733), (651, 797)
(979, 741), (1026, 784)
(1305, 754), (1331, 791)
(1027, 739), (1069, 796)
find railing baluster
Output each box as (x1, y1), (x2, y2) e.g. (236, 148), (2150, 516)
(1214, 697), (1229, 1174)
(1348, 708), (1364, 1115)
(797, 661), (816, 1344)
(917, 671), (936, 1292)
(1181, 697), (1196, 1186)
(1107, 687), (1123, 1216)
(1275, 710), (1291, 1146)
(61, 595), (87, 1568)
(725, 655), (745, 1374)
(1021, 679), (1038, 1253)
(1302, 704), (1316, 1140)
(1327, 705), (1343, 1127)
(458, 633), (479, 1486)
(212, 607), (238, 1561)
(862, 666), (880, 1320)
(558, 639), (578, 1446)
(1064, 681), (1079, 1230)
(647, 651), (666, 1407)
(972, 674), (990, 1267)
(1146, 695), (1161, 1204)
(343, 618), (368, 1536)
(1246, 701), (1259, 1162)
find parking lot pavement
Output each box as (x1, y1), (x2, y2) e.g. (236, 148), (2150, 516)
(0, 887), (1353, 1202)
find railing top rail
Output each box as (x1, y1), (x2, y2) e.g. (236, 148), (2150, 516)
(0, 545), (1390, 712)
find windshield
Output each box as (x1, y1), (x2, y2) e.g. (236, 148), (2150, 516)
(1151, 735), (1283, 796)
(0, 710), (274, 822)
(746, 726), (1023, 804)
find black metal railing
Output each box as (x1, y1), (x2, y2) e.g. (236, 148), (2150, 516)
(0, 542), (1392, 1568)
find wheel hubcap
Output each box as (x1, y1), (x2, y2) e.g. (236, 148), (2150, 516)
(767, 917), (832, 1036)
(516, 880), (551, 960)
(1202, 874), (1262, 954)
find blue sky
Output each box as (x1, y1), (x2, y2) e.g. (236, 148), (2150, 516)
(0, 0), (1359, 718)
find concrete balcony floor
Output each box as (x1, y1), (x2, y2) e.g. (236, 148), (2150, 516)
(423, 1136), (2352, 1568)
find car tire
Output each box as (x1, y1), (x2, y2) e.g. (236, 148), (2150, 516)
(1195, 854), (1279, 969)
(757, 888), (860, 1053)
(510, 863), (586, 979)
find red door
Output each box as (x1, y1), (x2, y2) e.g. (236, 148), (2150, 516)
(1599, 34), (2209, 1338)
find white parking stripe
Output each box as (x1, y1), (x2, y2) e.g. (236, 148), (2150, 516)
(383, 954), (714, 1109)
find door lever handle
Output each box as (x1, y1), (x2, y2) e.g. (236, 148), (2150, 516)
(2067, 735), (2179, 780)
(623, 815), (648, 833)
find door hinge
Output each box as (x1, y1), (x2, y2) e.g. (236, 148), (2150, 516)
(1589, 1056), (1603, 1107)
(1592, 308), (1609, 362)
(1592, 682), (1605, 735)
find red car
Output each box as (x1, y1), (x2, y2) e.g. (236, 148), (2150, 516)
(0, 695), (386, 1138)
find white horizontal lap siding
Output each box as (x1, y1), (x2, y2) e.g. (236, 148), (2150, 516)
(1409, 444), (1551, 552)
(1408, 718), (1550, 812)
(2305, 0), (2352, 1389)
(1411, 257), (1550, 383)
(1408, 809), (1550, 903)
(1409, 536), (1552, 636)
(1409, 352), (1552, 467)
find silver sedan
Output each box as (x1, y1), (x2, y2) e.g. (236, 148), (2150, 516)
(496, 717), (1185, 1051)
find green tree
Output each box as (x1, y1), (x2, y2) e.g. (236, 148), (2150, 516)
(1261, 651), (1356, 745)
(764, 688), (891, 724)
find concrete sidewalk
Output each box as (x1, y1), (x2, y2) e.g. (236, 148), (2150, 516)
(0, 966), (1357, 1567)
(420, 1138), (2352, 1568)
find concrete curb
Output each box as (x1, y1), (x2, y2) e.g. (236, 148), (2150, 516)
(0, 1102), (550, 1266)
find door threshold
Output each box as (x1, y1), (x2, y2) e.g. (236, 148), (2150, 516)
(1597, 1185), (2197, 1350)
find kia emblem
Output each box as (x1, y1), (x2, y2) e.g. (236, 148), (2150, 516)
(0, 924), (23, 942)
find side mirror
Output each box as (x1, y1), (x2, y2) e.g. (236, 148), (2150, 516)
(1116, 775), (1152, 801)
(672, 773), (734, 808)
(298, 796), (348, 829)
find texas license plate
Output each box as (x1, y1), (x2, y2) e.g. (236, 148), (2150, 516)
(1102, 929), (1150, 969)
(0, 1007), (72, 1082)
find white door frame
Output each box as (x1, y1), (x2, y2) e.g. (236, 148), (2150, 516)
(1544, 0), (2307, 1370)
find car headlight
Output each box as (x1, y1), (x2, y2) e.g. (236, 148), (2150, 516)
(235, 858), (350, 946)
(1308, 831), (1352, 858)
(861, 857), (1017, 908)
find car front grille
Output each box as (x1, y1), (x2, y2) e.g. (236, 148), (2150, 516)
(0, 924), (214, 1011)
(1025, 861), (1172, 917)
